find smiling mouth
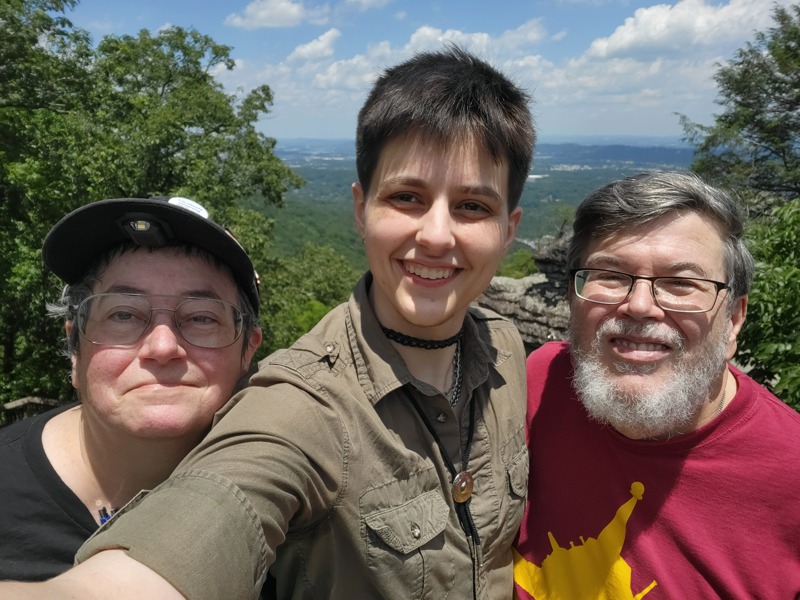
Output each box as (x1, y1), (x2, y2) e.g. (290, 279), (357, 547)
(404, 263), (455, 280)
(614, 338), (670, 352)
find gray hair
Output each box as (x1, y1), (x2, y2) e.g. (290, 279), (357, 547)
(48, 243), (259, 357)
(567, 171), (755, 305)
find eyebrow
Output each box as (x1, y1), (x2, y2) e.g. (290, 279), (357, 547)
(584, 256), (713, 278)
(378, 176), (503, 201)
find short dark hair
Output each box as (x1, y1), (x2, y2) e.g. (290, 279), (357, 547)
(567, 171), (755, 303)
(49, 243), (259, 357)
(355, 46), (535, 210)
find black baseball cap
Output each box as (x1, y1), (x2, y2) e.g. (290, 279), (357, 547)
(42, 196), (260, 314)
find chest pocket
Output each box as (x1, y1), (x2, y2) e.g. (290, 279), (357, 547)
(364, 489), (449, 553)
(361, 477), (454, 599)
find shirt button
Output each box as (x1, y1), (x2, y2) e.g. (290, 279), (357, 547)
(410, 523), (421, 539)
(436, 412), (448, 423)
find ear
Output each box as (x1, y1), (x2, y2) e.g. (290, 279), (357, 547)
(353, 182), (366, 237)
(503, 207), (523, 253)
(242, 326), (263, 372)
(725, 295), (748, 361)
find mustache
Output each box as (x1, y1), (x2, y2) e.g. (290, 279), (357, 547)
(595, 319), (686, 352)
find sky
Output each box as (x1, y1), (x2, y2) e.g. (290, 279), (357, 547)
(65, 0), (791, 142)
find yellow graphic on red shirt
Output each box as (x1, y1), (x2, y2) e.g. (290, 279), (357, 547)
(514, 482), (657, 599)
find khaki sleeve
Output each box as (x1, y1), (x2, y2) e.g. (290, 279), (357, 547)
(76, 380), (347, 600)
(76, 470), (267, 600)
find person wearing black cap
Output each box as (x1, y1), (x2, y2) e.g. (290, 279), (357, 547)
(0, 196), (262, 581)
(0, 47), (534, 599)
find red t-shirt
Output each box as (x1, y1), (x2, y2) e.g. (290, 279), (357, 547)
(514, 341), (800, 599)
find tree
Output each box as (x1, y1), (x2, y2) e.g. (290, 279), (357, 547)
(680, 3), (800, 410)
(680, 3), (800, 208)
(0, 0), (95, 409)
(260, 243), (361, 354)
(0, 0), (301, 410)
(736, 200), (800, 409)
(497, 249), (538, 278)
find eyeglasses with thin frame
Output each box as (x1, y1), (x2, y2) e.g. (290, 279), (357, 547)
(73, 293), (244, 349)
(570, 268), (729, 314)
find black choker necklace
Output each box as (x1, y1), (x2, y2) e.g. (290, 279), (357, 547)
(381, 325), (463, 349)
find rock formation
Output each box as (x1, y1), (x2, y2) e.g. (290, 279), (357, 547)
(477, 233), (571, 354)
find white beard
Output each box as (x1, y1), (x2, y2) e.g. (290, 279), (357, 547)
(569, 318), (730, 439)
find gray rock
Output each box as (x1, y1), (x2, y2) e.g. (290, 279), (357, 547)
(477, 232), (572, 354)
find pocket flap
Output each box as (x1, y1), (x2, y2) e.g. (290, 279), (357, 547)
(507, 447), (529, 498)
(364, 490), (449, 554)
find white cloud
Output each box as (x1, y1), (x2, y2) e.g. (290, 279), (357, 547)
(313, 43), (394, 91)
(508, 0), (796, 136)
(587, 0), (786, 59)
(497, 19), (548, 52)
(288, 28), (342, 62)
(225, 0), (329, 29)
(405, 25), (492, 54)
(219, 0), (793, 139)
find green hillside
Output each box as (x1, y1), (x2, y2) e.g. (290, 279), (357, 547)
(254, 163), (645, 272)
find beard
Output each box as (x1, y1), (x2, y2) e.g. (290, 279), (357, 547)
(569, 317), (730, 439)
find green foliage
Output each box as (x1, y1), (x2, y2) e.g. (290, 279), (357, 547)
(680, 3), (800, 207)
(0, 1), (301, 406)
(260, 244), (361, 355)
(252, 164), (367, 271)
(497, 249), (539, 278)
(737, 200), (800, 409)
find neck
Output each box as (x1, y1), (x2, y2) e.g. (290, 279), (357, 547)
(380, 325), (463, 349)
(392, 342), (458, 393)
(43, 406), (202, 522)
(695, 365), (732, 429)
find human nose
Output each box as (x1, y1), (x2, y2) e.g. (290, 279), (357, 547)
(416, 200), (455, 252)
(619, 278), (664, 319)
(137, 311), (187, 361)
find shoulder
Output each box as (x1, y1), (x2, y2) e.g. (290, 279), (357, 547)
(467, 305), (524, 350)
(525, 342), (574, 413)
(257, 303), (351, 376)
(527, 341), (571, 370)
(0, 404), (70, 446)
(732, 367), (800, 427)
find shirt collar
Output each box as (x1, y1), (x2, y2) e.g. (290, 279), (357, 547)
(345, 272), (498, 407)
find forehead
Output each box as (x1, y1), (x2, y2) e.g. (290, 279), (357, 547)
(93, 247), (238, 301)
(584, 211), (726, 277)
(371, 133), (509, 199)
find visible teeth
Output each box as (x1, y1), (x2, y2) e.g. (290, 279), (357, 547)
(618, 339), (667, 352)
(405, 264), (453, 280)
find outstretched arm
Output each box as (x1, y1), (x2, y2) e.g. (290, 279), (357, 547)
(0, 550), (184, 599)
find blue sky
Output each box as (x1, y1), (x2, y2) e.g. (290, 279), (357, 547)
(66, 0), (790, 141)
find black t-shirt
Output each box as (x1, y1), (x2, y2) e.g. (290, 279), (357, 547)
(0, 403), (96, 581)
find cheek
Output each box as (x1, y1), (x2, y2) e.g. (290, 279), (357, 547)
(365, 228), (405, 267)
(571, 302), (603, 331)
(75, 350), (131, 388)
(194, 351), (245, 392)
(672, 314), (712, 348)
